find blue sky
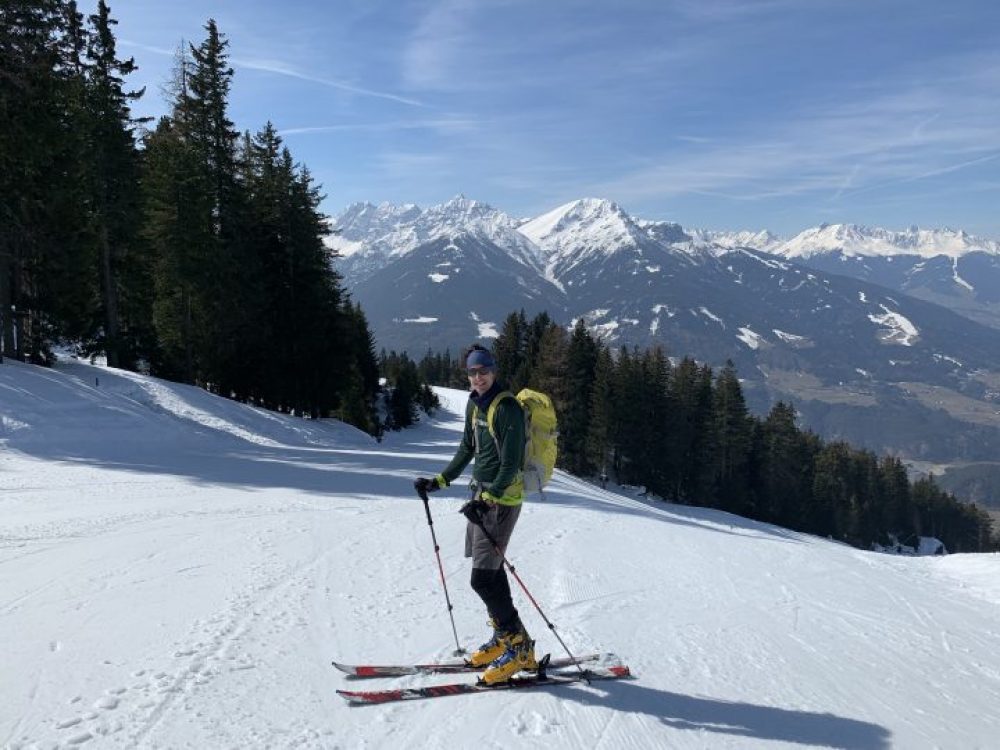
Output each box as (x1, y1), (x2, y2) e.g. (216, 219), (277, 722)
(94, 0), (1000, 237)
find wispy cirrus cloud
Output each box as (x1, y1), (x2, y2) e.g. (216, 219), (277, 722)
(234, 58), (425, 107)
(278, 118), (479, 137)
(591, 49), (1000, 205)
(121, 40), (176, 57)
(122, 40), (423, 107)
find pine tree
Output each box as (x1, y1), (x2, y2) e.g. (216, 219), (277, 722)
(561, 319), (598, 475)
(613, 348), (647, 486)
(638, 346), (671, 497)
(142, 114), (213, 382)
(669, 358), (715, 503)
(712, 361), (753, 515)
(385, 353), (422, 430)
(521, 311), (553, 388)
(494, 310), (527, 389)
(0, 1), (90, 362)
(878, 456), (914, 545)
(185, 20), (238, 239)
(83, 0), (145, 368)
(586, 345), (616, 482)
(757, 402), (816, 528)
(809, 442), (855, 538)
(529, 321), (570, 466)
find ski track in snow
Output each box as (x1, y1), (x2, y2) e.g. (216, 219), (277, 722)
(2, 357), (1000, 748)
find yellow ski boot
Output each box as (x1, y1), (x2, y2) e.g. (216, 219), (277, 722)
(469, 619), (506, 668)
(481, 629), (537, 685)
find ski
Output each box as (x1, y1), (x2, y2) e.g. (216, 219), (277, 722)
(332, 651), (609, 678)
(336, 664), (631, 705)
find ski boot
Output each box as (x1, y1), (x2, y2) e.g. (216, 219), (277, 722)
(481, 626), (537, 685)
(469, 618), (506, 667)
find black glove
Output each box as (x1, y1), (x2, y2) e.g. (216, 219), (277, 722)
(459, 499), (490, 525)
(414, 477), (441, 496)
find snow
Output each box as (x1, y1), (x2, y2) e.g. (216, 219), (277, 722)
(518, 199), (644, 281)
(333, 197), (544, 278)
(951, 257), (974, 292)
(402, 316), (439, 324)
(697, 307), (725, 327)
(685, 229), (782, 253)
(868, 305), (919, 346)
(3, 357), (1000, 748)
(737, 327), (766, 350)
(775, 223), (1000, 260)
(428, 273), (449, 283)
(773, 329), (810, 345)
(477, 322), (499, 338)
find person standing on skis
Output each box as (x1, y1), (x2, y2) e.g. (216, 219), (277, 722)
(414, 344), (536, 685)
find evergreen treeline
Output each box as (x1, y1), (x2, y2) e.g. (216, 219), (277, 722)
(418, 310), (999, 553)
(1, 4), (379, 430)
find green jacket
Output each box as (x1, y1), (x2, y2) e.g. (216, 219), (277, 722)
(438, 392), (525, 505)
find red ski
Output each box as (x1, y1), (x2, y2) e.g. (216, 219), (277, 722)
(337, 664), (632, 705)
(332, 651), (609, 678)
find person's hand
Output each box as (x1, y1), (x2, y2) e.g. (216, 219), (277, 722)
(459, 498), (490, 524)
(414, 476), (442, 495)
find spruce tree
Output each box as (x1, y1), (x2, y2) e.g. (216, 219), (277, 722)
(529, 322), (569, 467)
(83, 0), (145, 368)
(494, 310), (527, 389)
(586, 345), (616, 482)
(758, 402), (814, 528)
(0, 1), (90, 361)
(878, 456), (914, 545)
(142, 114), (213, 382)
(613, 348), (647, 486)
(712, 361), (753, 515)
(561, 319), (599, 475)
(669, 358), (715, 503)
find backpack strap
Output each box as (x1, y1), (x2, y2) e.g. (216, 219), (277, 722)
(485, 391), (515, 448)
(472, 391), (514, 455)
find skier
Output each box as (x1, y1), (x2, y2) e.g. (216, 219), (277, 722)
(414, 344), (536, 685)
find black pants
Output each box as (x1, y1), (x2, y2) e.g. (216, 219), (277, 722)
(470, 567), (519, 632)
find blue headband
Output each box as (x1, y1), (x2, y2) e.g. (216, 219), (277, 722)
(466, 349), (496, 370)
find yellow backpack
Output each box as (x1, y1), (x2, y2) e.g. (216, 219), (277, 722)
(485, 389), (558, 495)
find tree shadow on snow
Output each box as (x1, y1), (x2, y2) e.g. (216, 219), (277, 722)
(559, 679), (891, 749)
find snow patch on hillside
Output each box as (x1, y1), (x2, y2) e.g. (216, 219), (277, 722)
(737, 327), (766, 350)
(868, 306), (919, 346)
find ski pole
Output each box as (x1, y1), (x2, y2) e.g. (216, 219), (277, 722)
(466, 505), (589, 682)
(416, 484), (465, 656)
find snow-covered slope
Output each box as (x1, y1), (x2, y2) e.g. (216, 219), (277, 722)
(4, 358), (1000, 748)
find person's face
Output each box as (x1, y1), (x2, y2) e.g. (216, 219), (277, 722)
(467, 366), (496, 393)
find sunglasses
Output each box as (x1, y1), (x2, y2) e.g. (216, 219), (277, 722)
(467, 367), (493, 378)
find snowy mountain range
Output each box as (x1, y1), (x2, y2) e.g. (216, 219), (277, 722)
(4, 356), (1000, 747)
(331, 197), (1000, 466)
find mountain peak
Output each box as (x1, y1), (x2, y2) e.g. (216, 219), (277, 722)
(519, 198), (634, 248)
